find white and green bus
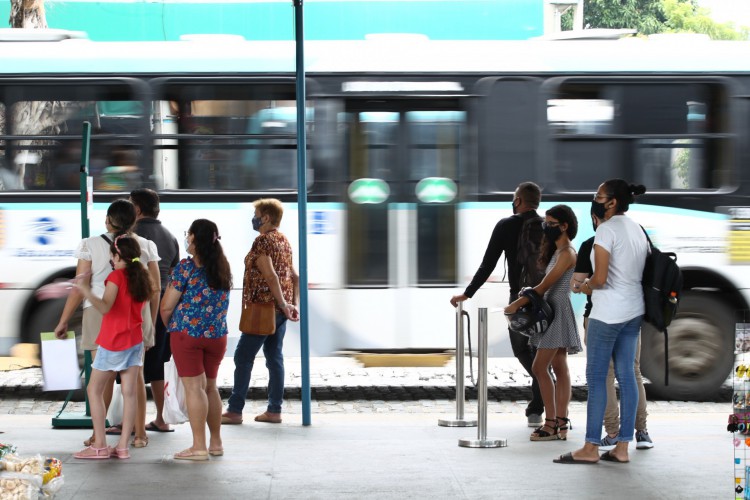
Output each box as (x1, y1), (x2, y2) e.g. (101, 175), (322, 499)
(1, 31), (748, 400)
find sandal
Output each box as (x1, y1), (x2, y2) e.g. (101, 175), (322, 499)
(83, 433), (95, 447)
(208, 448), (224, 457)
(556, 416), (572, 441)
(174, 448), (209, 461)
(530, 419), (559, 441)
(74, 446), (110, 460)
(131, 436), (149, 448)
(109, 446), (130, 459)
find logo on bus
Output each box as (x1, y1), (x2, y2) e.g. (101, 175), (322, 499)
(28, 216), (61, 245)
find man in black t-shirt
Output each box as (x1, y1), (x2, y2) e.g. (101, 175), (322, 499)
(131, 188), (180, 433)
(450, 182), (544, 427)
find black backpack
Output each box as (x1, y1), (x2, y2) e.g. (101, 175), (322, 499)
(641, 227), (683, 386)
(517, 213), (545, 289)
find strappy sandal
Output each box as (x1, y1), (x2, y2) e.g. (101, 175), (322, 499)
(557, 416), (572, 441)
(530, 419), (559, 441)
(131, 436), (149, 448)
(74, 446), (110, 460)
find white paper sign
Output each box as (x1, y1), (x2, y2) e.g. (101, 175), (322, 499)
(41, 331), (82, 392)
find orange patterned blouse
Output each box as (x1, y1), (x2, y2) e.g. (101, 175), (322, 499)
(243, 229), (294, 312)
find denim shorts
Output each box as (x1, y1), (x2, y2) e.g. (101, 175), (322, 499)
(92, 343), (144, 372)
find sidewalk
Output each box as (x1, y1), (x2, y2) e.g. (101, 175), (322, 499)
(2, 405), (729, 500)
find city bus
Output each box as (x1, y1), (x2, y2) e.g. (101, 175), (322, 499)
(1, 31), (748, 400)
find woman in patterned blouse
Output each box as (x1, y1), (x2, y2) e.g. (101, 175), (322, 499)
(222, 198), (300, 426)
(160, 218), (232, 461)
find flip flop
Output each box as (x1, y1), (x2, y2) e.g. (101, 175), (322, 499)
(145, 421), (174, 433)
(208, 448), (224, 457)
(600, 450), (630, 463)
(105, 425), (134, 436)
(174, 449), (209, 461)
(552, 452), (598, 465)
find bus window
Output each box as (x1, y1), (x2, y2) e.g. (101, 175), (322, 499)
(548, 79), (730, 191)
(0, 83), (147, 191)
(151, 80), (304, 191)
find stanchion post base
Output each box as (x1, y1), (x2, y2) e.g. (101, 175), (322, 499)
(438, 418), (478, 427)
(51, 413), (95, 429)
(458, 438), (507, 448)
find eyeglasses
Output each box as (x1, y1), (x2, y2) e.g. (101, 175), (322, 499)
(542, 221), (560, 229)
(593, 194), (611, 201)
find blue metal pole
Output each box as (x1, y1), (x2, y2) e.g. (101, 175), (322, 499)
(293, 0), (312, 426)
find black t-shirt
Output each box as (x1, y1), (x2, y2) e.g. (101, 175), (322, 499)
(574, 236), (595, 317)
(134, 218), (180, 291)
(464, 210), (539, 303)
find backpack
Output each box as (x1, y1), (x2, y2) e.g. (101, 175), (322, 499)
(517, 213), (545, 289)
(641, 227), (683, 386)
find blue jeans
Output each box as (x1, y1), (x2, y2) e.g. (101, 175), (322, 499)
(585, 315), (642, 444)
(227, 312), (287, 414)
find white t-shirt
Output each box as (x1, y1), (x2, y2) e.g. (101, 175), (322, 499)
(589, 215), (648, 324)
(74, 233), (160, 309)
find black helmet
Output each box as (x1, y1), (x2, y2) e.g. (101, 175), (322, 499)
(505, 288), (555, 338)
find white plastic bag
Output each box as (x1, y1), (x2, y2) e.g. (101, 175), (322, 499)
(162, 359), (188, 425)
(106, 384), (123, 427)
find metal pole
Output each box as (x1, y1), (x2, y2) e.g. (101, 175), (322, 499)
(438, 302), (476, 427)
(292, 0), (312, 426)
(459, 308), (506, 448)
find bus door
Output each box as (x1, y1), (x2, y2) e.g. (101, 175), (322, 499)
(340, 99), (465, 349)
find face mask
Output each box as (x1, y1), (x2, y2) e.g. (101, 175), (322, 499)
(184, 237), (191, 254)
(591, 215), (599, 233)
(109, 259), (115, 271)
(512, 199), (520, 215)
(252, 216), (263, 232)
(543, 224), (562, 242)
(591, 200), (608, 220)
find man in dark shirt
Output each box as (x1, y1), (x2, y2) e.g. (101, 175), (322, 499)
(130, 188), (180, 432)
(450, 181), (544, 427)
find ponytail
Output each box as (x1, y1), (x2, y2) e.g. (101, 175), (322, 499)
(110, 236), (154, 303)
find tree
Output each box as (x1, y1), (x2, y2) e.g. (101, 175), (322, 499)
(572, 0), (667, 35)
(662, 0), (750, 40)
(562, 0), (749, 40)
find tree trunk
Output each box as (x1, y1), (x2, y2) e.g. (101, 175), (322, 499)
(9, 0), (47, 29)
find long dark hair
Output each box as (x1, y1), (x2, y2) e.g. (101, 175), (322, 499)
(539, 204), (578, 267)
(189, 219), (232, 290)
(601, 179), (647, 214)
(110, 236), (154, 303)
(107, 199), (136, 237)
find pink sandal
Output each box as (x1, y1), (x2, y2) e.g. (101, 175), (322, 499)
(109, 446), (130, 459)
(74, 446), (110, 460)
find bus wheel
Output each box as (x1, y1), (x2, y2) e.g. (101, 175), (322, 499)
(26, 297), (84, 369)
(640, 291), (734, 401)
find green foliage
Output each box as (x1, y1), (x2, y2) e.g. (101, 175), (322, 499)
(564, 0), (749, 40)
(584, 0), (666, 35)
(662, 0), (749, 40)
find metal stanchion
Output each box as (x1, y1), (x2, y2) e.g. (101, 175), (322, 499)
(459, 307), (506, 448)
(439, 302), (477, 427)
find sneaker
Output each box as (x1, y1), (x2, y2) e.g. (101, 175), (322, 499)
(527, 413), (544, 428)
(599, 434), (618, 451)
(636, 430), (654, 450)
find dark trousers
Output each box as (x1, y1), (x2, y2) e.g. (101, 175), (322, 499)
(508, 327), (544, 416)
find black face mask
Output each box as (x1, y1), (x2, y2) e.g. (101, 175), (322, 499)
(109, 259), (115, 271)
(591, 200), (608, 220)
(512, 199), (520, 215)
(591, 215), (599, 233)
(543, 224), (562, 242)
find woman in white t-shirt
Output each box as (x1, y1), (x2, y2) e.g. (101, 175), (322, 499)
(54, 199), (161, 449)
(554, 179), (648, 465)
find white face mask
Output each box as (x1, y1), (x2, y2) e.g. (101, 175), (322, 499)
(184, 237), (191, 255)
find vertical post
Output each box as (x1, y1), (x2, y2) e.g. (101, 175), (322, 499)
(459, 308), (506, 448)
(292, 0), (312, 426)
(52, 122), (94, 428)
(438, 302), (476, 427)
(79, 122), (92, 416)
